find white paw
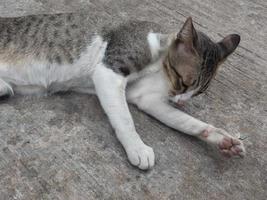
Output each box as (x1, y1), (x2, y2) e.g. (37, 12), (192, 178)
(125, 143), (155, 170)
(218, 134), (246, 158)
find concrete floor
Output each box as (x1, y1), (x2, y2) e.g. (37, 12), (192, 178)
(0, 0), (266, 200)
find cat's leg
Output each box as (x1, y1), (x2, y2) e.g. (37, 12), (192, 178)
(0, 79), (14, 99)
(92, 64), (154, 170)
(130, 93), (245, 158)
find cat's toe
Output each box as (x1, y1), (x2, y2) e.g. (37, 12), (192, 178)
(126, 144), (155, 170)
(219, 137), (245, 158)
(201, 127), (246, 158)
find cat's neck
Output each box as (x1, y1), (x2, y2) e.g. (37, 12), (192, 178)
(127, 67), (170, 102)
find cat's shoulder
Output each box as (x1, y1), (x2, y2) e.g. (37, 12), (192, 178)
(101, 20), (165, 76)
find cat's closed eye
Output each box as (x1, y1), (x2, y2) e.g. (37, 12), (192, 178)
(164, 17), (240, 99)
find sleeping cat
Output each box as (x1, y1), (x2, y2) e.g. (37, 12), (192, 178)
(0, 13), (245, 170)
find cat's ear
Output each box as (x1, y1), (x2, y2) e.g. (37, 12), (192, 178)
(177, 17), (197, 46)
(218, 34), (240, 59)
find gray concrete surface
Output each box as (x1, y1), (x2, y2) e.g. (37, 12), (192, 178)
(0, 0), (266, 199)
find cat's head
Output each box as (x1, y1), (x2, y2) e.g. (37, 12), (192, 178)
(163, 17), (240, 104)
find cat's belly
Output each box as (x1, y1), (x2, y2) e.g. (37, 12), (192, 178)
(0, 36), (107, 95)
(0, 60), (95, 95)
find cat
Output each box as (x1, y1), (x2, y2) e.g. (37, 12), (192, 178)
(0, 13), (245, 170)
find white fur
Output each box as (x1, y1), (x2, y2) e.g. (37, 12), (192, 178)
(147, 32), (161, 60)
(0, 78), (13, 96)
(169, 88), (198, 104)
(127, 57), (163, 83)
(92, 64), (155, 169)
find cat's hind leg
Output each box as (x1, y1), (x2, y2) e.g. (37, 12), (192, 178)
(0, 79), (14, 99)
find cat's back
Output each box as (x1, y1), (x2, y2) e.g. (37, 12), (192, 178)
(101, 20), (164, 76)
(0, 13), (163, 66)
(0, 12), (102, 64)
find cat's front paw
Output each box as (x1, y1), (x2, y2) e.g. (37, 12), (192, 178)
(125, 143), (155, 170)
(201, 127), (246, 158)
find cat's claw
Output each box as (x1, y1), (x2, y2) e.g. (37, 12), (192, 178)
(126, 143), (155, 170)
(201, 127), (246, 158)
